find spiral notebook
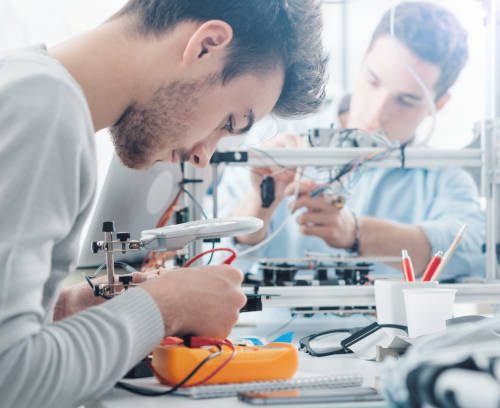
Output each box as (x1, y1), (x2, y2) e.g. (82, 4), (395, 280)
(175, 373), (364, 399)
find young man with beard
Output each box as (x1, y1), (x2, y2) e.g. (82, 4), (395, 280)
(0, 1), (327, 406)
(221, 2), (485, 279)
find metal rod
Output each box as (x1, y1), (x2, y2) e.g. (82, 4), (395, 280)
(482, 119), (500, 280)
(104, 231), (115, 295)
(220, 147), (482, 168)
(251, 283), (500, 308)
(212, 163), (218, 219)
(184, 163), (203, 258)
(258, 255), (401, 263)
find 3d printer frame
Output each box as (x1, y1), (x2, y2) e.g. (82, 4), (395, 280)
(206, 119), (500, 309)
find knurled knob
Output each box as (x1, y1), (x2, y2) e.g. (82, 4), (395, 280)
(102, 221), (115, 232)
(116, 232), (131, 242)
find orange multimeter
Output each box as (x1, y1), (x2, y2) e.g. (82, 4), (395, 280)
(151, 341), (298, 387)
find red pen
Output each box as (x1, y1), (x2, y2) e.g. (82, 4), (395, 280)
(421, 251), (444, 282)
(401, 249), (415, 282)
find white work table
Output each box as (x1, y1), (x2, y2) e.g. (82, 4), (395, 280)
(92, 354), (384, 408)
(87, 310), (389, 408)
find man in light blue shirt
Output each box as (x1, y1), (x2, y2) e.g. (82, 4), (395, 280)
(219, 2), (485, 280)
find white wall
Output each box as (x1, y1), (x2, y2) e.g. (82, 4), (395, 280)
(0, 0), (127, 191)
(322, 0), (488, 148)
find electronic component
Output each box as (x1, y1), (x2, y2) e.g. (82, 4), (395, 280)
(210, 151), (248, 164)
(260, 175), (275, 208)
(240, 294), (263, 312)
(152, 341), (298, 386)
(249, 260), (372, 287)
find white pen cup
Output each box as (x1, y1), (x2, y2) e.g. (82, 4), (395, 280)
(403, 288), (457, 338)
(374, 279), (439, 325)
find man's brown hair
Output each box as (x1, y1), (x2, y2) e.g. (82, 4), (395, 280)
(115, 0), (328, 117)
(369, 1), (468, 99)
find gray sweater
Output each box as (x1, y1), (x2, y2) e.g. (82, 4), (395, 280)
(0, 45), (164, 407)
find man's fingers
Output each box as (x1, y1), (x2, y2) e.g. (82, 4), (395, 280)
(290, 194), (329, 212)
(273, 168), (297, 183)
(299, 225), (329, 240)
(252, 167), (272, 178)
(296, 211), (330, 226)
(192, 265), (244, 285)
(284, 180), (318, 196)
(132, 267), (169, 283)
(222, 266), (244, 284)
(132, 272), (148, 283)
(237, 291), (248, 310)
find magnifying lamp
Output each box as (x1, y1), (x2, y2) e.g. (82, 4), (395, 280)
(140, 216), (263, 251)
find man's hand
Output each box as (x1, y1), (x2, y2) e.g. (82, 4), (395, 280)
(54, 271), (159, 321)
(140, 265), (247, 339)
(249, 133), (305, 204)
(232, 133), (306, 245)
(286, 181), (357, 249)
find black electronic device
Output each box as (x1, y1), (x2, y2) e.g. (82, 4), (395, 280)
(260, 176), (276, 208)
(250, 260), (372, 287)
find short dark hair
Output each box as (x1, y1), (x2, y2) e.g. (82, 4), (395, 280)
(115, 0), (327, 117)
(369, 2), (468, 99)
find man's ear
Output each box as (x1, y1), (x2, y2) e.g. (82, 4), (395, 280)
(434, 92), (451, 112)
(182, 20), (233, 65)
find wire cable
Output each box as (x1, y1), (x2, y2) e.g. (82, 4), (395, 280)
(178, 185), (218, 265)
(249, 146), (328, 184)
(179, 185), (209, 220)
(116, 338), (237, 396)
(389, 3), (437, 146)
(189, 340), (236, 386)
(144, 178), (216, 270)
(264, 315), (298, 340)
(156, 189), (183, 228)
(184, 248), (237, 267)
(116, 346), (223, 396)
(84, 261), (138, 280)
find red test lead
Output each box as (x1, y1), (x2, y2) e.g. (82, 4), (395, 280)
(401, 249), (415, 282)
(421, 251), (444, 282)
(183, 248), (237, 267)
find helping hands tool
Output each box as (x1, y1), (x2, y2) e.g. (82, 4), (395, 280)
(89, 217), (263, 299)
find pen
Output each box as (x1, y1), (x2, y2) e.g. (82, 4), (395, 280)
(421, 251), (444, 282)
(401, 249), (415, 282)
(429, 225), (467, 282)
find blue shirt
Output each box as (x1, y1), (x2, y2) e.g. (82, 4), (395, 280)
(218, 164), (486, 280)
